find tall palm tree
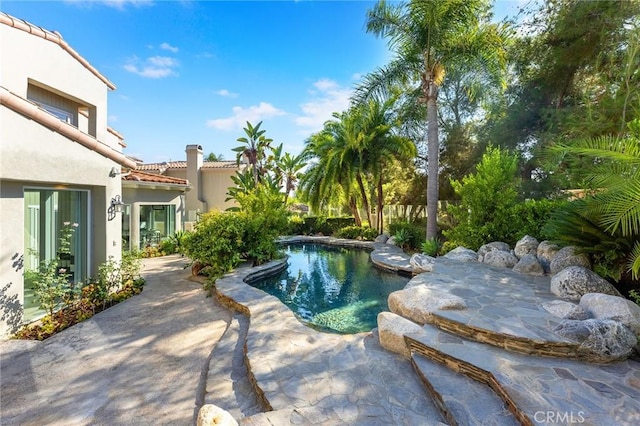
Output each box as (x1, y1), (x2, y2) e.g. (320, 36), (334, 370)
(300, 99), (414, 231)
(232, 121), (273, 185)
(354, 0), (508, 239)
(299, 131), (363, 225)
(278, 152), (306, 204)
(359, 99), (416, 233)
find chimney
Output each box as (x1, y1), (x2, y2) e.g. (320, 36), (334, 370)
(185, 144), (204, 219)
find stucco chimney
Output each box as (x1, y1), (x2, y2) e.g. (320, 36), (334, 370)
(185, 144), (204, 219)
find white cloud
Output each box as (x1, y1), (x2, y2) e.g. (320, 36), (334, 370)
(216, 89), (239, 98)
(206, 102), (286, 131)
(124, 55), (179, 78)
(295, 78), (352, 131)
(159, 42), (179, 53)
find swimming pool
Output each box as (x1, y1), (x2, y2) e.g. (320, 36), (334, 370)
(248, 243), (409, 334)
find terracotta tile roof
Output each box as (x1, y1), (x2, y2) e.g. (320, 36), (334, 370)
(123, 170), (188, 185)
(136, 161), (239, 172)
(1, 12), (116, 90)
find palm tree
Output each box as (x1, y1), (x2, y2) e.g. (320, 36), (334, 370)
(232, 121), (273, 185)
(277, 152), (306, 204)
(205, 152), (224, 162)
(354, 0), (508, 239)
(358, 99), (416, 233)
(299, 131), (363, 224)
(549, 119), (640, 279)
(300, 99), (414, 231)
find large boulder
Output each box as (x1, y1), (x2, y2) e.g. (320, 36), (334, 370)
(388, 285), (467, 325)
(550, 266), (622, 301)
(386, 236), (398, 246)
(197, 404), (238, 426)
(443, 246), (478, 263)
(483, 250), (519, 269)
(541, 300), (590, 320)
(549, 246), (591, 275)
(514, 235), (539, 259)
(377, 311), (424, 358)
(579, 293), (640, 336)
(537, 241), (559, 274)
(410, 253), (435, 274)
(477, 242), (511, 262)
(375, 233), (390, 243)
(553, 319), (637, 362)
(512, 254), (545, 275)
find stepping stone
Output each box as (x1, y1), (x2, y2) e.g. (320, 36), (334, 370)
(412, 353), (519, 426)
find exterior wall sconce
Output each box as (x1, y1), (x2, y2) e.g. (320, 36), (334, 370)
(108, 195), (126, 221)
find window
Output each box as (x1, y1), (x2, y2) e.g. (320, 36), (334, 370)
(139, 205), (175, 247)
(27, 83), (78, 127)
(39, 104), (73, 124)
(23, 189), (88, 321)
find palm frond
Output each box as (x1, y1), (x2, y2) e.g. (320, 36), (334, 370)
(629, 241), (640, 280)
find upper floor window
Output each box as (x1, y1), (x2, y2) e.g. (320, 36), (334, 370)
(27, 83), (77, 127)
(39, 103), (74, 124)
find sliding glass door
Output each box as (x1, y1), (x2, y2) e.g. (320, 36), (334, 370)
(23, 189), (88, 320)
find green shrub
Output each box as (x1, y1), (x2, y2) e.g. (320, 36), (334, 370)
(440, 240), (458, 254)
(288, 216), (356, 235)
(337, 225), (379, 240)
(160, 238), (176, 254)
(388, 221), (424, 250)
(287, 215), (305, 234)
(444, 146), (521, 250)
(182, 211), (246, 281)
(421, 237), (441, 256)
(543, 200), (635, 281)
(183, 184), (290, 289)
(235, 185), (289, 264)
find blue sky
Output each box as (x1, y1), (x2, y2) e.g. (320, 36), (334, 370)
(1, 0), (523, 163)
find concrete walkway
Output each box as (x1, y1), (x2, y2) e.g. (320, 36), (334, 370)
(0, 255), (232, 426)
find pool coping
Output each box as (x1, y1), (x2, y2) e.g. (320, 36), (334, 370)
(210, 236), (436, 422)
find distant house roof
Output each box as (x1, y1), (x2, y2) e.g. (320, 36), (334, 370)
(136, 161), (240, 173)
(0, 12), (116, 90)
(123, 170), (188, 185)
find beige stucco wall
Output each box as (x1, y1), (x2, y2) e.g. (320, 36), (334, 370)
(0, 20), (122, 336)
(0, 110), (123, 336)
(0, 22), (114, 149)
(164, 168), (238, 213)
(202, 169), (238, 211)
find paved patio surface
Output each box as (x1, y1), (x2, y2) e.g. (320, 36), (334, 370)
(0, 255), (232, 426)
(0, 252), (443, 426)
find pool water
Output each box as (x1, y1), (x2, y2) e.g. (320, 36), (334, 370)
(248, 243), (409, 334)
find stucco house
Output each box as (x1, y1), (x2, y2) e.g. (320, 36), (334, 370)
(121, 169), (190, 252)
(120, 144), (243, 251)
(0, 13), (135, 335)
(134, 144), (241, 215)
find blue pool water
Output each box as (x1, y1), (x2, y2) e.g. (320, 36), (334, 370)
(248, 243), (410, 334)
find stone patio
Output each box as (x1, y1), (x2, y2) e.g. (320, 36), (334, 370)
(210, 236), (640, 425)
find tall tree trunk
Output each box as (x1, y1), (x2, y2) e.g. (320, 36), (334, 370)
(349, 196), (362, 227)
(355, 173), (372, 227)
(377, 176), (384, 234)
(426, 82), (439, 240)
